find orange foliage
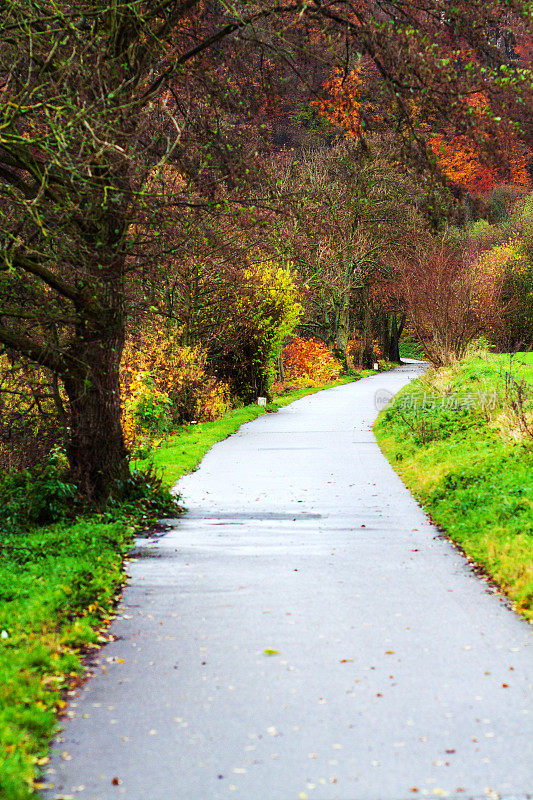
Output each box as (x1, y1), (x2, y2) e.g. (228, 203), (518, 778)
(315, 67), (366, 139)
(282, 337), (342, 387)
(429, 132), (531, 195)
(429, 94), (531, 194)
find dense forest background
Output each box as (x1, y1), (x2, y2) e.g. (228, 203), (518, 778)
(1, 0), (532, 499)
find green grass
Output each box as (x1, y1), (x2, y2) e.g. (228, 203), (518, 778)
(135, 373), (378, 486)
(512, 352), (533, 367)
(0, 517), (133, 799)
(399, 337), (426, 360)
(374, 351), (533, 620)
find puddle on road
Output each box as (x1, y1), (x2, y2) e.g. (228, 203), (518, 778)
(190, 511), (323, 521)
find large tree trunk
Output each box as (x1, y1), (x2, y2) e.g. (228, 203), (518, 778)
(63, 327), (129, 500)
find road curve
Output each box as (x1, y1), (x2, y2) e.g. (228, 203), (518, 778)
(45, 363), (532, 800)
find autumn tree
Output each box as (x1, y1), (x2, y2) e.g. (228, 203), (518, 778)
(268, 141), (427, 366)
(399, 240), (507, 366)
(308, 2), (532, 201)
(428, 94), (532, 197)
(0, 1), (303, 498)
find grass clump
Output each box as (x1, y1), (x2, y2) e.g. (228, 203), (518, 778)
(374, 351), (533, 620)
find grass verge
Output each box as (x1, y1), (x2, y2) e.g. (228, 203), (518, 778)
(0, 518), (134, 799)
(374, 351), (533, 620)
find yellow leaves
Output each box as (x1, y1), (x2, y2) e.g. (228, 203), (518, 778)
(120, 322), (233, 446)
(144, 163), (185, 199)
(242, 260), (303, 340)
(201, 380), (232, 422)
(120, 259), (301, 440)
(477, 241), (526, 279)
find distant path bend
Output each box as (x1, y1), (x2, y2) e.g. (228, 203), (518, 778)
(46, 362), (532, 800)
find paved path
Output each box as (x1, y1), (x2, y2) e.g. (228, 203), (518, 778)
(45, 363), (532, 800)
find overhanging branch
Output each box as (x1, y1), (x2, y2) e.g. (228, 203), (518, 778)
(142, 3), (302, 100)
(0, 325), (63, 372)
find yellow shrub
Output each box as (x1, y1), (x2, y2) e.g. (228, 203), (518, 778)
(233, 260), (302, 397)
(477, 239), (533, 346)
(201, 379), (232, 421)
(121, 322), (232, 448)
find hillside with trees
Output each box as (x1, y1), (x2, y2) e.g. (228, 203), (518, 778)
(0, 3), (532, 795)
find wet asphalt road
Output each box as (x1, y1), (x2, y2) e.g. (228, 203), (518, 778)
(44, 362), (532, 800)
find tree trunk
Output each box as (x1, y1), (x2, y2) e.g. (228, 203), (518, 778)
(63, 327), (129, 500)
(379, 311), (406, 363)
(386, 311), (405, 362)
(335, 294), (350, 367)
(277, 349), (285, 382)
(361, 305), (374, 369)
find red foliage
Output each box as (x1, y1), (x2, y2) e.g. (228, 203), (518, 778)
(429, 131), (532, 195)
